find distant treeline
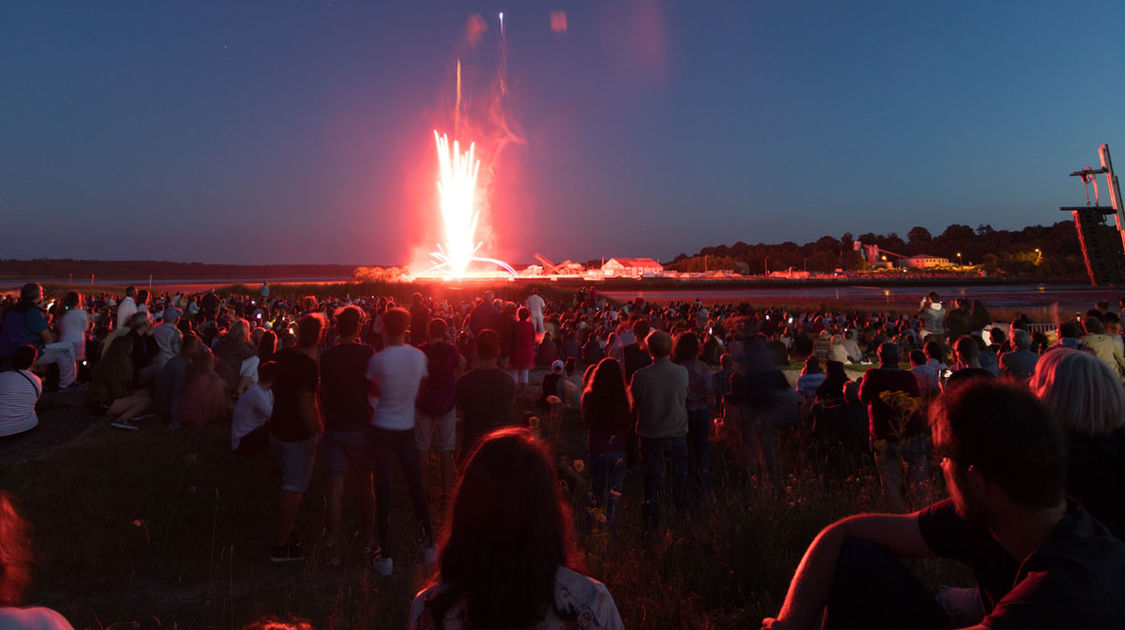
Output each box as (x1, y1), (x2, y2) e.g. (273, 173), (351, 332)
(668, 221), (1095, 280)
(0, 259), (357, 281)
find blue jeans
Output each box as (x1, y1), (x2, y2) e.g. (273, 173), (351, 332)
(587, 451), (627, 527)
(640, 436), (690, 527)
(687, 407), (712, 495)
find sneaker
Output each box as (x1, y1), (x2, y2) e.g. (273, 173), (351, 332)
(370, 549), (393, 576)
(110, 421), (139, 431)
(270, 541), (307, 563)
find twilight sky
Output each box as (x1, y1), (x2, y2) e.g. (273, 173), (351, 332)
(2, 1), (1123, 265)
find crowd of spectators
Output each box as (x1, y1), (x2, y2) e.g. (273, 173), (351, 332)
(1, 283), (1123, 628)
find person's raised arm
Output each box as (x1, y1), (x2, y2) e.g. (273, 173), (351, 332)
(762, 512), (934, 630)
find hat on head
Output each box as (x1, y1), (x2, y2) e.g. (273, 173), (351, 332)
(164, 307), (182, 322)
(551, 360), (565, 374)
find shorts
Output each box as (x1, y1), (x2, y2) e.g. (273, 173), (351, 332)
(415, 408), (456, 452)
(322, 429), (372, 476)
(270, 433), (320, 493)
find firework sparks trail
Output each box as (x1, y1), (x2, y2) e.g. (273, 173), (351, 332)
(428, 131), (517, 279)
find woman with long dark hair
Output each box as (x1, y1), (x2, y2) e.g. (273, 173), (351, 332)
(582, 357), (632, 527)
(410, 429), (623, 630)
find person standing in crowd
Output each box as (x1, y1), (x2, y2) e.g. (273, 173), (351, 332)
(858, 342), (925, 504)
(526, 287), (546, 335)
(673, 331), (715, 496)
(319, 306), (375, 567)
(582, 358), (632, 528)
(0, 346), (42, 438)
(416, 317), (463, 502)
(455, 330), (516, 461)
(763, 381), (1125, 630)
(0, 284), (76, 389)
(622, 319), (652, 383)
(115, 286), (138, 331)
(944, 298), (973, 344)
(630, 330), (690, 527)
(409, 429), (623, 630)
(365, 307), (435, 576)
(511, 307), (536, 392)
(467, 291), (499, 335)
(56, 291), (88, 380)
(267, 313), (325, 563)
(917, 292), (945, 342)
(410, 292), (430, 347)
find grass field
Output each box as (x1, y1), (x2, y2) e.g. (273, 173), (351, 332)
(5, 368), (971, 630)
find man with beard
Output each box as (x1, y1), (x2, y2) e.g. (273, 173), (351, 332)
(762, 380), (1125, 630)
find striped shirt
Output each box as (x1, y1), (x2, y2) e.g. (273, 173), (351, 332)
(0, 370), (41, 437)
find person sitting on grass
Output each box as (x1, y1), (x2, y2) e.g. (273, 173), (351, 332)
(179, 345), (231, 428)
(762, 380), (1125, 630)
(409, 428), (623, 630)
(1029, 348), (1125, 539)
(232, 361), (277, 455)
(154, 333), (199, 430)
(0, 491), (75, 629)
(89, 331), (153, 430)
(944, 335), (996, 390)
(0, 283), (76, 390)
(0, 346), (42, 438)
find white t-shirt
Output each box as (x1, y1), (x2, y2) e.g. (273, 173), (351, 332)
(58, 308), (88, 361)
(116, 297), (137, 330)
(366, 344), (428, 431)
(409, 566), (623, 630)
(231, 384), (273, 449)
(0, 370), (41, 436)
(526, 293), (546, 316)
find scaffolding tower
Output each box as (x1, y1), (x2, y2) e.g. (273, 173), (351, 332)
(1063, 144), (1125, 286)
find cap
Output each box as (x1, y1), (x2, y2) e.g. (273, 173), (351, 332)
(551, 360), (565, 374)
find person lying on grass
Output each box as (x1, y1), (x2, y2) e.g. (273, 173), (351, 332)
(763, 379), (1125, 630)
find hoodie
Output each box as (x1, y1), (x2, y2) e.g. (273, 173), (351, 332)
(919, 302), (945, 336)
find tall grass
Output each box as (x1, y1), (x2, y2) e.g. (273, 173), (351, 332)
(6, 377), (968, 629)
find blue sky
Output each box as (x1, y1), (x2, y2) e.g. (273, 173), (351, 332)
(2, 1), (1122, 264)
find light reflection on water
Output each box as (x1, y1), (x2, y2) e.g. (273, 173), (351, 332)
(601, 283), (1117, 313)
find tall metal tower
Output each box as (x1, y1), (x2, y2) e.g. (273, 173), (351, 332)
(1063, 144), (1125, 286)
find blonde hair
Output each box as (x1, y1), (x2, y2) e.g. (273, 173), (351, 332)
(229, 318), (251, 343)
(1029, 348), (1125, 437)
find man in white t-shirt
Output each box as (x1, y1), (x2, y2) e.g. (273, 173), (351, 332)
(364, 307), (434, 576)
(116, 286), (138, 331)
(526, 288), (546, 334)
(0, 346), (42, 437)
